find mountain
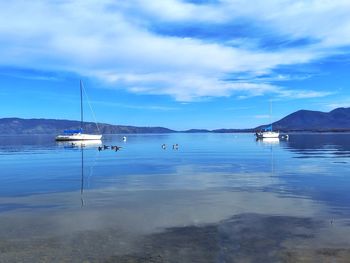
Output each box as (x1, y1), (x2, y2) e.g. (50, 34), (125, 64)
(0, 118), (175, 135)
(1, 107), (350, 135)
(256, 107), (350, 131)
(183, 129), (211, 133)
(212, 128), (254, 133)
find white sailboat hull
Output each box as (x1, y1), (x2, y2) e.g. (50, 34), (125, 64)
(256, 131), (280, 139)
(55, 133), (102, 141)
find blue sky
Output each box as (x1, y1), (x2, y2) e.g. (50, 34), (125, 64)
(1, 0), (350, 130)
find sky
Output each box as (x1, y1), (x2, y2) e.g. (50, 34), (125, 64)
(1, 0), (350, 130)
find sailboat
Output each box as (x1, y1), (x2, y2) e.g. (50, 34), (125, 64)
(55, 80), (102, 141)
(255, 100), (280, 139)
(255, 126), (279, 139)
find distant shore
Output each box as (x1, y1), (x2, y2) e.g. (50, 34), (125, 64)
(1, 116), (350, 135)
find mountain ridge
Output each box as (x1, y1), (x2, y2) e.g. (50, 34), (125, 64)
(1, 107), (350, 134)
(257, 107), (350, 131)
(0, 117), (175, 134)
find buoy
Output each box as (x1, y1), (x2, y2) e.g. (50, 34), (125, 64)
(123, 136), (127, 142)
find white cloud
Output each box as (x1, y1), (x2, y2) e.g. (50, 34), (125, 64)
(91, 99), (179, 111)
(276, 89), (334, 99)
(95, 72), (280, 101)
(0, 0), (349, 101)
(129, 0), (350, 48)
(325, 102), (350, 110)
(120, 0), (229, 23)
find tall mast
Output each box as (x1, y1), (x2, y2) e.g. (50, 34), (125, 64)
(80, 80), (83, 131)
(270, 99), (272, 131)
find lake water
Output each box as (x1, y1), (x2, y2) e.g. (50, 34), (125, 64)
(1, 133), (350, 262)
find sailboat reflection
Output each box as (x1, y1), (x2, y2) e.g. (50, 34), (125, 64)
(261, 137), (279, 144)
(256, 137), (280, 145)
(256, 136), (280, 177)
(57, 139), (102, 149)
(60, 140), (102, 207)
(81, 146), (85, 207)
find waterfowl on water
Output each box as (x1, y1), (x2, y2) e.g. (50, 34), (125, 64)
(111, 145), (122, 151)
(115, 146), (122, 151)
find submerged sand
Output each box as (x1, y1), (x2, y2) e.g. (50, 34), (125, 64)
(1, 213), (350, 263)
(106, 213), (350, 263)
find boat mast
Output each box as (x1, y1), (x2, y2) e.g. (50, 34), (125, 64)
(270, 99), (272, 131)
(80, 80), (83, 131)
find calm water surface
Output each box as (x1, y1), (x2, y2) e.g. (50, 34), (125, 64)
(0, 133), (350, 262)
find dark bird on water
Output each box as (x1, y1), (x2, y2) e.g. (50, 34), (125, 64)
(111, 145), (122, 151)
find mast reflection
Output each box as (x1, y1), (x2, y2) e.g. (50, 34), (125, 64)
(57, 140), (102, 207)
(81, 146), (84, 207)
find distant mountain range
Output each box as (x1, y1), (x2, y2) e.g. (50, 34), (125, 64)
(0, 118), (174, 135)
(1, 107), (349, 134)
(256, 107), (350, 132)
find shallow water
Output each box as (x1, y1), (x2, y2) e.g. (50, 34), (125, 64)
(0, 133), (350, 262)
